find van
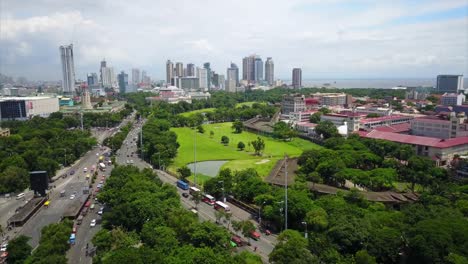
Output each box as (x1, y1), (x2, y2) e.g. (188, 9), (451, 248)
(16, 193), (25, 200)
(190, 209), (198, 215)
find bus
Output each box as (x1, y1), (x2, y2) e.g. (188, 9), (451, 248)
(202, 194), (216, 205)
(189, 186), (201, 195)
(176, 180), (189, 190)
(214, 201), (230, 212)
(99, 163), (106, 171)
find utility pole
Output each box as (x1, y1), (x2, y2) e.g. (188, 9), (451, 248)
(140, 125), (143, 160)
(284, 154), (288, 231)
(194, 128), (197, 186)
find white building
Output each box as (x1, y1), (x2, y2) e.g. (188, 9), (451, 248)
(0, 97), (59, 120)
(225, 79), (236, 93)
(441, 93), (465, 106)
(196, 67), (208, 90)
(131, 68), (141, 85)
(101, 67), (116, 88)
(59, 44), (76, 94)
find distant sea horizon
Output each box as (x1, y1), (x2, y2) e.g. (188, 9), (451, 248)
(280, 78), (468, 89)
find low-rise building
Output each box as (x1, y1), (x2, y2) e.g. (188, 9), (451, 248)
(410, 113), (468, 139)
(360, 115), (413, 130)
(311, 92), (353, 107)
(441, 93), (465, 106)
(0, 96), (59, 120)
(281, 94), (306, 114)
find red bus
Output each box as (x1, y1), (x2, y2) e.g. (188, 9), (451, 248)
(202, 194), (216, 205)
(189, 187), (201, 195)
(214, 201), (230, 212)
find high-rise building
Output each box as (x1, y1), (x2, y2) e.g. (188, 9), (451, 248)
(181, 77), (200, 90)
(100, 59), (107, 84)
(196, 67), (208, 90)
(265, 57), (274, 86)
(101, 67), (115, 88)
(131, 68), (141, 85)
(242, 55), (256, 83)
(59, 44), (75, 94)
(87, 73), (99, 87)
(203, 63), (211, 88)
(175, 62), (184, 77)
(254, 57), (263, 82)
(118, 71), (128, 94)
(166, 60), (174, 85)
(225, 79), (236, 93)
(187, 63), (195, 77)
(227, 62), (239, 87)
(292, 68), (302, 89)
(217, 74), (225, 90)
(437, 75), (464, 93)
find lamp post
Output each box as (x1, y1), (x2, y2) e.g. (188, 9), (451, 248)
(218, 180), (225, 203)
(258, 201), (266, 228)
(193, 127), (197, 186)
(302, 221), (308, 239)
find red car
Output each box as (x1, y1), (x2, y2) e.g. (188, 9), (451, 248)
(250, 231), (261, 240)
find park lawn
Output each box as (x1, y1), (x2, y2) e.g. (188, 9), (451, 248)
(169, 122), (321, 178)
(235, 101), (266, 108)
(179, 108), (215, 117)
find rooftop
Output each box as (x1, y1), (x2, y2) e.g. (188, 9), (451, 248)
(360, 115), (413, 123)
(373, 123), (411, 133)
(360, 130), (468, 148)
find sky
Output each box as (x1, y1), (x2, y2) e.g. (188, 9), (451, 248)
(0, 0), (467, 81)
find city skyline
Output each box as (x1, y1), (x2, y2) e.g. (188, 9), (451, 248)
(0, 0), (467, 81)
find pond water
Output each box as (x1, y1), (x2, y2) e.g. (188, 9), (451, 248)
(186, 160), (229, 177)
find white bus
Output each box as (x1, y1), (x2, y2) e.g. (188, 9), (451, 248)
(214, 201), (230, 212)
(189, 187), (201, 195)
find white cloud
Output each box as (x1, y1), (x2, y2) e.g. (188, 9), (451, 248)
(0, 0), (466, 80)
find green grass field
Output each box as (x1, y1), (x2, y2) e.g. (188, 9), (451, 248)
(179, 108), (215, 117)
(236, 101), (266, 108)
(169, 122), (321, 179)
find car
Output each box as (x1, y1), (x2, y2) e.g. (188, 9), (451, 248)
(0, 243), (8, 252)
(231, 236), (243, 247)
(69, 195), (75, 200)
(130, 160), (134, 164)
(90, 219), (96, 227)
(126, 160), (130, 164)
(99, 180), (104, 184)
(70, 170), (75, 175)
(182, 193), (189, 198)
(250, 230), (261, 240)
(83, 167), (87, 172)
(97, 209), (103, 215)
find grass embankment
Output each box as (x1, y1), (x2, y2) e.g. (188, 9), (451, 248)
(170, 122), (321, 184)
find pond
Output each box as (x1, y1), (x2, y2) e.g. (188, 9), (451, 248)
(186, 160), (229, 177)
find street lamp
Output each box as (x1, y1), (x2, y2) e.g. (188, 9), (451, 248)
(218, 180), (225, 203)
(302, 221), (308, 239)
(258, 201), (266, 228)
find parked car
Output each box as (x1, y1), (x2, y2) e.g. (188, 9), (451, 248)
(90, 219), (96, 227)
(0, 243), (8, 252)
(98, 209), (103, 215)
(70, 170), (75, 175)
(69, 195), (75, 200)
(231, 236), (244, 247)
(182, 193), (189, 198)
(250, 230), (261, 240)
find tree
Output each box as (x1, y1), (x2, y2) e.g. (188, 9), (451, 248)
(209, 130), (214, 138)
(273, 121), (298, 140)
(192, 191), (202, 209)
(7, 235), (32, 264)
(269, 230), (318, 264)
(309, 112), (322, 123)
(355, 250), (377, 264)
(240, 220), (256, 244)
(426, 95), (439, 104)
(232, 120), (244, 133)
(250, 137), (265, 156)
(237, 141), (245, 151)
(232, 220), (242, 236)
(366, 113), (380, 118)
(221, 136), (230, 145)
(196, 125), (205, 134)
(214, 210), (224, 224)
(177, 166), (192, 182)
(315, 121), (339, 139)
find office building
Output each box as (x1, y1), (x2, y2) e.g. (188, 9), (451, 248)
(242, 55), (258, 84)
(411, 113), (468, 139)
(186, 63), (195, 77)
(101, 67), (116, 88)
(217, 74), (225, 90)
(226, 79), (236, 93)
(227, 62), (239, 86)
(441, 93), (465, 106)
(118, 71), (128, 94)
(254, 57), (263, 82)
(437, 75), (464, 93)
(281, 94), (307, 115)
(59, 44), (76, 94)
(204, 63), (211, 88)
(197, 67), (208, 90)
(0, 97), (59, 121)
(132, 68), (141, 85)
(175, 62), (184, 77)
(265, 57), (274, 86)
(87, 73), (99, 87)
(181, 77), (200, 90)
(292, 68), (302, 89)
(166, 60), (174, 85)
(100, 59), (107, 84)
(141, 71), (150, 84)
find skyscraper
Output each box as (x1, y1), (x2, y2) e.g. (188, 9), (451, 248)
(197, 67), (208, 90)
(59, 44), (75, 94)
(166, 60), (174, 85)
(265, 57), (274, 86)
(254, 57), (263, 82)
(87, 73), (98, 87)
(175, 62), (184, 77)
(101, 67), (115, 88)
(186, 63), (195, 77)
(132, 68), (141, 85)
(118, 71), (128, 94)
(242, 55), (256, 83)
(100, 59), (107, 85)
(227, 62), (239, 87)
(292, 68), (302, 89)
(203, 62), (211, 88)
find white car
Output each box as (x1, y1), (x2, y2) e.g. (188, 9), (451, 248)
(90, 219), (96, 227)
(98, 209), (103, 215)
(0, 243), (8, 252)
(83, 167), (88, 172)
(69, 195), (75, 200)
(130, 160), (134, 164)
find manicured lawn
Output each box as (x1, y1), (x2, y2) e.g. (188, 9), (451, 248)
(179, 108), (215, 117)
(236, 101), (265, 108)
(170, 122), (321, 178)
